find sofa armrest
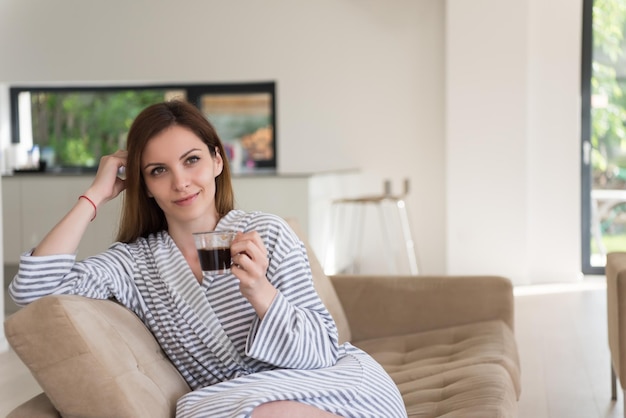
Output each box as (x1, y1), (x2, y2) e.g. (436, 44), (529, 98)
(329, 274), (514, 343)
(606, 252), (626, 383)
(4, 295), (190, 418)
(7, 393), (60, 418)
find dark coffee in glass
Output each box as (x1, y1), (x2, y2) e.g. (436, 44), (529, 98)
(192, 231), (236, 274)
(197, 247), (231, 273)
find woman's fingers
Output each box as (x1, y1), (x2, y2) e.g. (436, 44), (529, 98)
(232, 232), (267, 262)
(229, 231), (276, 317)
(89, 150), (128, 203)
(230, 231), (269, 280)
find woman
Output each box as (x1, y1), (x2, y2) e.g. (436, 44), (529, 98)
(9, 100), (407, 418)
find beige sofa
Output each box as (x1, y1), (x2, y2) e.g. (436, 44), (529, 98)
(4, 223), (521, 417)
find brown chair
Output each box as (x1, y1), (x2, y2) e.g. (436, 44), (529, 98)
(606, 252), (626, 416)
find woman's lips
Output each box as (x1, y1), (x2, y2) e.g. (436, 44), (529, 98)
(174, 192), (199, 206)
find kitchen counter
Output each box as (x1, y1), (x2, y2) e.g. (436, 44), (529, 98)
(2, 169), (361, 265)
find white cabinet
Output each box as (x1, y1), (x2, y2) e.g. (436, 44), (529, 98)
(3, 176), (123, 263)
(2, 171), (361, 265)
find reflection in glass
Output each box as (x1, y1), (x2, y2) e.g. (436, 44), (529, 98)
(200, 93), (274, 173)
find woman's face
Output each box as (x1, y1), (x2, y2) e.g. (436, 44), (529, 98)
(141, 125), (223, 230)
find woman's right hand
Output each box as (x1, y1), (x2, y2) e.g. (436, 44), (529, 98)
(85, 150), (128, 206)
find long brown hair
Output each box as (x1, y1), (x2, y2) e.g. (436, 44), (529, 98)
(116, 100), (234, 243)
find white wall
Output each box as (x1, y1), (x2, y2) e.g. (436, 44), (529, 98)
(447, 0), (531, 284)
(527, 0), (583, 284)
(0, 0), (584, 297)
(446, 0), (582, 285)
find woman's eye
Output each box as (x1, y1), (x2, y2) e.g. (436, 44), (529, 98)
(186, 155), (200, 165)
(150, 166), (166, 176)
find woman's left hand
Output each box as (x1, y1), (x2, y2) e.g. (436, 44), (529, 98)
(230, 231), (277, 319)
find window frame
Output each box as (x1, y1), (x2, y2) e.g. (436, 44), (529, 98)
(581, 0), (597, 274)
(9, 81), (277, 172)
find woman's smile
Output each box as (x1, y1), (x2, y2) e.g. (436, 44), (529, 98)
(174, 192), (200, 206)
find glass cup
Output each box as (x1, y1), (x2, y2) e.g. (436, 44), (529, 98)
(192, 231), (236, 274)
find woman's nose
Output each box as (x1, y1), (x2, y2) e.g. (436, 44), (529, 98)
(172, 169), (190, 191)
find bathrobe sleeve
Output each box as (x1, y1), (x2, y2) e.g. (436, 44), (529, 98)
(240, 214), (339, 369)
(8, 243), (142, 312)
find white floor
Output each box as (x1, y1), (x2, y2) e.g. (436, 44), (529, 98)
(0, 276), (624, 417)
(0, 348), (42, 417)
(515, 277), (622, 418)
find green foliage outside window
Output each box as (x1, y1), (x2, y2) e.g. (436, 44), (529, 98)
(31, 90), (168, 167)
(592, 0), (626, 187)
(589, 0), (626, 262)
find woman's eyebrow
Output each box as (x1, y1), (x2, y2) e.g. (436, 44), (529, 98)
(143, 161), (162, 171)
(143, 148), (203, 170)
(179, 148), (202, 160)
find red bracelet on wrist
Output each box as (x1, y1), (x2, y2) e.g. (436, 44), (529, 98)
(78, 195), (97, 222)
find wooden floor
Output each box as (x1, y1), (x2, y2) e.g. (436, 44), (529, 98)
(0, 276), (624, 417)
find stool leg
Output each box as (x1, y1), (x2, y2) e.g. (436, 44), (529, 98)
(351, 203), (365, 274)
(339, 202), (358, 274)
(613, 360), (618, 401)
(377, 202), (397, 274)
(397, 199), (419, 275)
(323, 202), (340, 274)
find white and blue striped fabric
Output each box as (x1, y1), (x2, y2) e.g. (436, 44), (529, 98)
(10, 210), (407, 418)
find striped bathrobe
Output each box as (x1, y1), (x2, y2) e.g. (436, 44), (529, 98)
(10, 210), (406, 418)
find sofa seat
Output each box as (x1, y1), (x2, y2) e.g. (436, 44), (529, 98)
(355, 320), (520, 417)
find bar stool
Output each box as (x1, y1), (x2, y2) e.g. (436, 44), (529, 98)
(323, 179), (419, 275)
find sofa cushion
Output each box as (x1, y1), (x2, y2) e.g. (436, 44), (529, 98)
(355, 320), (520, 417)
(4, 295), (190, 418)
(399, 363), (518, 417)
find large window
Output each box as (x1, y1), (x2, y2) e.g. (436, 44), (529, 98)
(582, 0), (626, 274)
(9, 82), (276, 174)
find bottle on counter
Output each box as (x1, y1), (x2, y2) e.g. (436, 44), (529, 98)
(27, 145), (40, 169)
